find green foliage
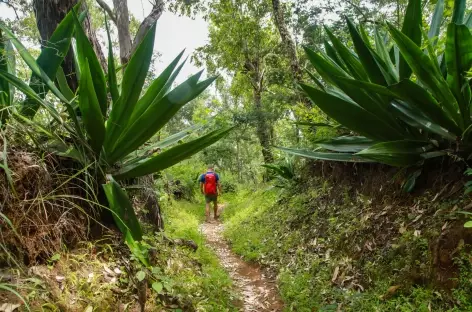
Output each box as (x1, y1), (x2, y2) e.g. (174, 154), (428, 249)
(114, 128), (232, 180)
(262, 157), (297, 188)
(222, 181), (470, 311)
(103, 176), (143, 242)
(0, 29), (15, 125)
(159, 158), (241, 202)
(14, 216), (235, 311)
(158, 159), (206, 201)
(464, 167), (472, 194)
(451, 249), (472, 310)
(463, 168), (472, 227)
(162, 200), (237, 311)
(282, 0), (472, 174)
(220, 180), (237, 193)
(0, 8), (231, 265)
(222, 189), (279, 261)
(20, 4), (85, 118)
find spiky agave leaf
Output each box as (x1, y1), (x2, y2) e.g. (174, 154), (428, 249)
(20, 4), (85, 118)
(104, 23), (157, 154)
(277, 146), (371, 163)
(113, 127), (233, 180)
(108, 75), (217, 164)
(103, 175), (143, 241)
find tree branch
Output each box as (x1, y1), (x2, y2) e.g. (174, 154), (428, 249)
(112, 0), (133, 64)
(95, 0), (117, 24)
(0, 0), (20, 20)
(130, 0), (165, 56)
(343, 0), (370, 22)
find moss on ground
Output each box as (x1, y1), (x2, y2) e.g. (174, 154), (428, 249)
(222, 182), (472, 312)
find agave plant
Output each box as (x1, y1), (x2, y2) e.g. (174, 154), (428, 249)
(0, 7), (231, 261)
(281, 0), (472, 170)
(262, 157), (296, 188)
(0, 30), (15, 126)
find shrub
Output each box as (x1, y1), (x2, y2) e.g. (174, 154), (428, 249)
(220, 180), (237, 193)
(0, 7), (231, 264)
(281, 0), (472, 175)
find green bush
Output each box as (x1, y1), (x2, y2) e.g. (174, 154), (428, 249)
(222, 181), (472, 311)
(0, 7), (231, 264)
(220, 180), (237, 193)
(282, 0), (472, 172)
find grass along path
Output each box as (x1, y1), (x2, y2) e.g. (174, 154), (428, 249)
(200, 204), (283, 312)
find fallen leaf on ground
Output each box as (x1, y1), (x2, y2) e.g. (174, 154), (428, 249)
(331, 266), (339, 283)
(442, 222), (449, 231)
(87, 272), (94, 283)
(411, 214), (422, 223)
(399, 224), (406, 234)
(380, 285), (401, 300)
(0, 303), (21, 312)
(103, 265), (114, 276)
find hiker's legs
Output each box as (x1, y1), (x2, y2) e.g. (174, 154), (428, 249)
(213, 198), (218, 218)
(205, 197), (211, 221)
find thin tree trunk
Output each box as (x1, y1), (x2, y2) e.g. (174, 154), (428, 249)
(130, 0), (164, 55)
(271, 0), (303, 83)
(271, 0), (311, 112)
(254, 89), (274, 164)
(33, 0), (107, 90)
(81, 5), (107, 71)
(105, 0), (165, 65)
(112, 0), (133, 64)
(236, 139), (242, 182)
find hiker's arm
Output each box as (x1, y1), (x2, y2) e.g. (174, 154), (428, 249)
(217, 182), (222, 194)
(200, 182), (205, 194)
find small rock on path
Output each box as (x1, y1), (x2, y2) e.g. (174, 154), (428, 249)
(200, 205), (283, 312)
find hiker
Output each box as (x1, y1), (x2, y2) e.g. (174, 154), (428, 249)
(199, 165), (222, 222)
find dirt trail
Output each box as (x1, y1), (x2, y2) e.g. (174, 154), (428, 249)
(200, 205), (283, 312)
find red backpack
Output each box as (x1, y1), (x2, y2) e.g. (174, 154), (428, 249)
(204, 173), (217, 195)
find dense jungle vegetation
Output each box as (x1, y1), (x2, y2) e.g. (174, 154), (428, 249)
(2, 0), (472, 311)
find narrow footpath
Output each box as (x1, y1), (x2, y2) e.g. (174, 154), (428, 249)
(200, 205), (283, 312)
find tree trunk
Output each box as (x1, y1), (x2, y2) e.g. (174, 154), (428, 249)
(112, 0), (133, 64)
(107, 0), (165, 65)
(271, 0), (302, 83)
(131, 0), (165, 56)
(80, 5), (108, 71)
(33, 0), (77, 90)
(132, 175), (164, 231)
(33, 0), (107, 90)
(236, 139), (242, 182)
(254, 89), (274, 164)
(271, 0), (310, 112)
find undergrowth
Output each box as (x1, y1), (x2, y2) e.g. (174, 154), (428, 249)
(161, 199), (238, 311)
(222, 182), (472, 312)
(0, 199), (236, 311)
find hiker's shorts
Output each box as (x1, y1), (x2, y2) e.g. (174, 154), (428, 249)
(205, 194), (217, 203)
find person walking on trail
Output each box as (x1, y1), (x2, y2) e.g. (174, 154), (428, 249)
(199, 165), (222, 222)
